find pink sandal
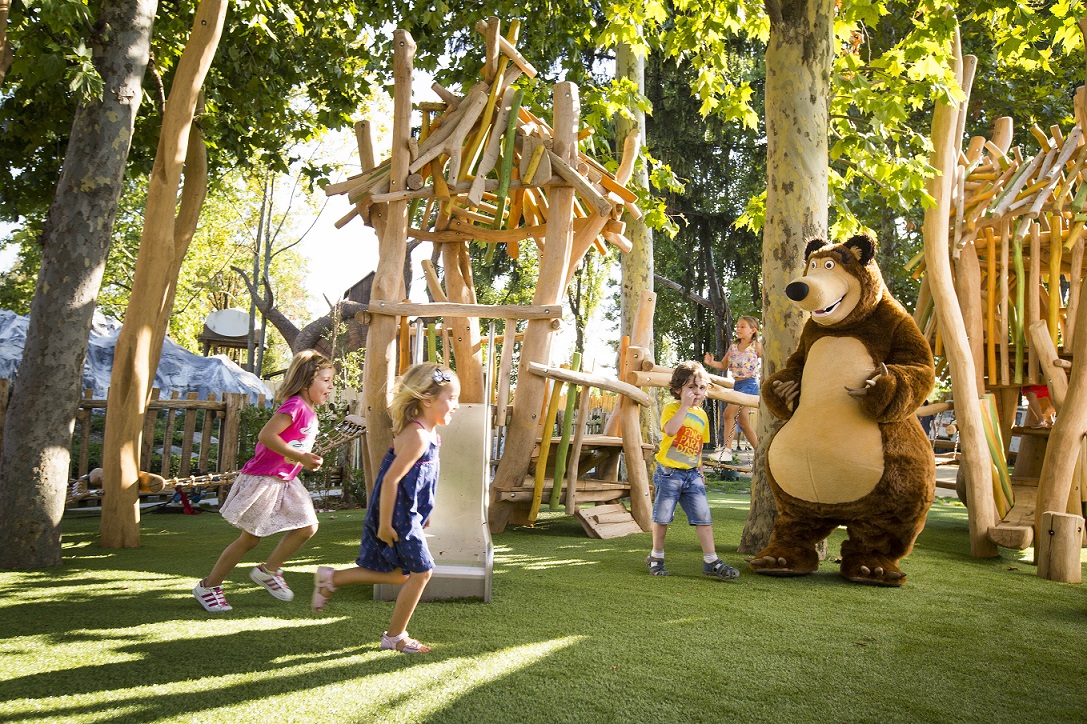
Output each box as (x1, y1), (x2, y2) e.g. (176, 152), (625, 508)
(381, 630), (430, 654)
(312, 566), (336, 612)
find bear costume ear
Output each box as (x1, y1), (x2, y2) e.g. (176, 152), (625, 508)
(844, 234), (877, 265)
(804, 238), (828, 261)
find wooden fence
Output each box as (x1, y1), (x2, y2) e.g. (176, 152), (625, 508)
(0, 378), (256, 482)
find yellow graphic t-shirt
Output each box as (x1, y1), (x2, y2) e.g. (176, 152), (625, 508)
(656, 401), (709, 469)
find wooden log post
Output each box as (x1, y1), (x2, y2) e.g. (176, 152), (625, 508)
(923, 32), (999, 557)
(622, 346), (653, 530)
(550, 352), (581, 510)
(100, 0), (226, 549)
(490, 82), (579, 533)
(565, 381), (593, 515)
(1036, 512), (1084, 583)
(954, 241), (986, 391)
(1034, 290), (1087, 580)
(440, 242), (485, 402)
(362, 30), (415, 484)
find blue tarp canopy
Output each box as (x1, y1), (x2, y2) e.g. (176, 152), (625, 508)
(0, 310), (272, 404)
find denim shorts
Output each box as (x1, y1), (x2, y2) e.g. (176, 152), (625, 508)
(733, 377), (759, 395)
(652, 464), (712, 526)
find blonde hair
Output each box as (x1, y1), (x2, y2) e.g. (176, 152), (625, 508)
(389, 363), (459, 434)
(278, 350), (335, 403)
(669, 361), (707, 400)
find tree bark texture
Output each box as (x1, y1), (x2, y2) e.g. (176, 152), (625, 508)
(0, 0), (157, 569)
(100, 0), (225, 548)
(616, 39), (659, 446)
(739, 0), (833, 554)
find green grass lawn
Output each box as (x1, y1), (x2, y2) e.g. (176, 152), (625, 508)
(1, 494), (1085, 723)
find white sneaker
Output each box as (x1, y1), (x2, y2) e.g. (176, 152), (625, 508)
(193, 581), (232, 612)
(250, 565), (294, 601)
(720, 448), (733, 462)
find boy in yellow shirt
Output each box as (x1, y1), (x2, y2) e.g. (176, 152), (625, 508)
(646, 361), (740, 580)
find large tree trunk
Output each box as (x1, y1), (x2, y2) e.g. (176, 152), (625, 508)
(0, 0), (157, 569)
(617, 40), (653, 356)
(616, 37), (659, 451)
(739, 0), (833, 554)
(100, 0), (226, 549)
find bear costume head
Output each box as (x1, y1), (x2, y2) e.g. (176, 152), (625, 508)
(785, 234), (885, 328)
(752, 232), (936, 586)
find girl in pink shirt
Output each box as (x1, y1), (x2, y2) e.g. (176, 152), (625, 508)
(193, 350), (335, 612)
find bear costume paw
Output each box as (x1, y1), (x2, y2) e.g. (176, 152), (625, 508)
(749, 545), (819, 576)
(839, 553), (906, 587)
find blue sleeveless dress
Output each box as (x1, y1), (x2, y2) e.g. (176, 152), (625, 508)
(355, 431), (440, 574)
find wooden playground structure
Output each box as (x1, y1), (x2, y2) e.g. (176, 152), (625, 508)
(919, 32), (1087, 583)
(322, 18), (765, 538)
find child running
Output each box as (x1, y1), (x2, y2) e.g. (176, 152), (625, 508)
(704, 315), (763, 461)
(646, 361), (740, 580)
(312, 363), (459, 655)
(192, 350), (334, 612)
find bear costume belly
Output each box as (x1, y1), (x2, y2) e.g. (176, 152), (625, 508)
(767, 336), (884, 503)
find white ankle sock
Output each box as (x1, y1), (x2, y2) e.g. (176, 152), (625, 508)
(704, 553), (719, 564)
(651, 549), (664, 559)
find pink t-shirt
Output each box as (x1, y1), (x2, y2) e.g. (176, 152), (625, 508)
(239, 395), (318, 480)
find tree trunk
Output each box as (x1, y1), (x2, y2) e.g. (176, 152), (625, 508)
(100, 0), (225, 549)
(616, 40), (653, 353)
(0, 0), (13, 86)
(616, 37), (659, 446)
(0, 0), (157, 569)
(739, 0), (833, 554)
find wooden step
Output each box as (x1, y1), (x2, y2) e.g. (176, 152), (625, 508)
(575, 503), (644, 539)
(988, 485), (1037, 550)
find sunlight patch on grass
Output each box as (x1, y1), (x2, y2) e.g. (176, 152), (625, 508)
(0, 617), (348, 683)
(496, 554), (597, 571)
(293, 636), (585, 723)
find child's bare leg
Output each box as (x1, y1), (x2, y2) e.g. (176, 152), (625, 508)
(387, 569), (433, 638)
(264, 524), (318, 570)
(695, 524), (717, 557)
(205, 531), (261, 586)
(651, 522), (668, 552)
(330, 566), (409, 589)
(721, 404), (740, 448)
(737, 408), (758, 449)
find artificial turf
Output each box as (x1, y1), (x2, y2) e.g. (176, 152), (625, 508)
(1, 493), (1085, 723)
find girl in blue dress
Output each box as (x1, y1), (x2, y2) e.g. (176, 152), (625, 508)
(312, 363), (459, 654)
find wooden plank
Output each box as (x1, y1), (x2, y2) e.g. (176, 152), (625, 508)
(160, 390), (180, 476)
(591, 511), (634, 524)
(198, 395), (216, 474)
(178, 392), (199, 477)
(140, 389), (160, 471)
(368, 299), (563, 320)
(220, 393), (245, 472)
(591, 519), (645, 539)
(527, 361), (651, 406)
(77, 388), (92, 477)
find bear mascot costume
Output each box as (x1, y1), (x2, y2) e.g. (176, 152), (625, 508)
(750, 234), (936, 586)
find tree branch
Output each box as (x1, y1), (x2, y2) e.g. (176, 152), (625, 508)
(654, 273), (713, 309)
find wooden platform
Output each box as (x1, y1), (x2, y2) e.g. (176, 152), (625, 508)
(493, 478), (631, 504)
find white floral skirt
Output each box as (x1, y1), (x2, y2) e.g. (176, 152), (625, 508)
(219, 473), (318, 537)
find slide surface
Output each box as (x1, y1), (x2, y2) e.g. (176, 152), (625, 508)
(375, 403), (493, 602)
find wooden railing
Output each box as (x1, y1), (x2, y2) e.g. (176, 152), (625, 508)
(0, 379), (257, 481)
